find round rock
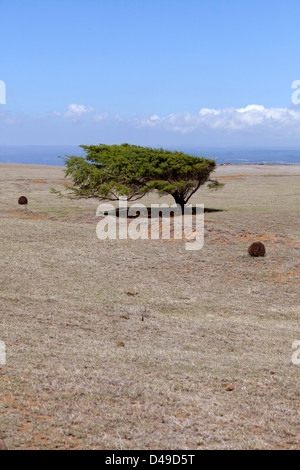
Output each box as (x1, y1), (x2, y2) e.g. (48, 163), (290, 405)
(248, 241), (266, 257)
(18, 196), (28, 205)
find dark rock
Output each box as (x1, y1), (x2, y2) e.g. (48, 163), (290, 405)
(18, 196), (28, 205)
(248, 242), (266, 257)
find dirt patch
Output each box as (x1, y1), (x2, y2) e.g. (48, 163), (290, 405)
(0, 210), (49, 220)
(218, 176), (245, 181)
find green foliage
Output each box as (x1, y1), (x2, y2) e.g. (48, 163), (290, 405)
(55, 143), (222, 207)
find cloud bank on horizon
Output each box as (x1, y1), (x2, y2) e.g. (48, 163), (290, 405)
(2, 103), (300, 146)
(137, 104), (300, 134)
(47, 103), (300, 131)
(25, 103), (300, 133)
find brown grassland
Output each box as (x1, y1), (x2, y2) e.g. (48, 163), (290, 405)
(0, 163), (299, 450)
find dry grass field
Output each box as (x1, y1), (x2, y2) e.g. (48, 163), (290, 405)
(0, 163), (299, 450)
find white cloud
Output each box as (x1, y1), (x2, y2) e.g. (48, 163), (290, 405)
(237, 104), (266, 113)
(52, 104), (110, 123)
(135, 105), (300, 135)
(199, 108), (221, 116)
(63, 104), (94, 121)
(149, 114), (160, 122)
(52, 111), (61, 118)
(93, 112), (109, 122)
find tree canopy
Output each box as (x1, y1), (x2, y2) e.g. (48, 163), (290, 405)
(54, 143), (222, 208)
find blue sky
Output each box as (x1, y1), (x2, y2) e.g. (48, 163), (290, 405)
(1, 0), (300, 146)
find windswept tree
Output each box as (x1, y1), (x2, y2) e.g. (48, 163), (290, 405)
(53, 144), (223, 209)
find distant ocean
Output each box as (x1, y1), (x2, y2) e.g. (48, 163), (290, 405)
(0, 145), (300, 166)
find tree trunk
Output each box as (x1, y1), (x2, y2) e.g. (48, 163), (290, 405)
(172, 192), (186, 212)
